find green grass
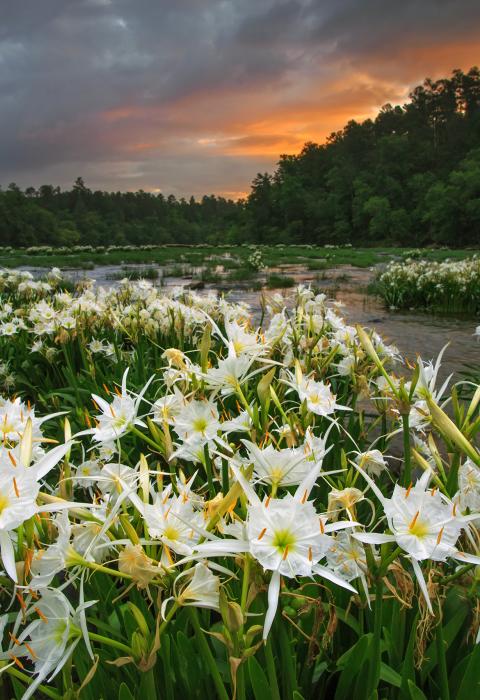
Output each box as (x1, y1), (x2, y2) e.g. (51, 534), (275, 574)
(107, 266), (160, 281)
(266, 274), (296, 288)
(0, 245), (477, 271)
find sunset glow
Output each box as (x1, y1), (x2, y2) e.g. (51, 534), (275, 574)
(1, 1), (479, 198)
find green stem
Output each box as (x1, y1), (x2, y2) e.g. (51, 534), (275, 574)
(221, 457), (229, 495)
(204, 444), (215, 499)
(446, 453), (460, 496)
(159, 601), (179, 636)
(3, 665), (62, 699)
(264, 638), (281, 700)
(368, 578), (383, 695)
(436, 622), (450, 700)
(89, 632), (133, 655)
(130, 425), (163, 452)
(187, 608), (229, 700)
(141, 667), (157, 697)
(378, 546), (403, 577)
(402, 413), (412, 487)
(439, 563), (475, 584)
(240, 554), (251, 613)
(78, 557), (133, 581)
(237, 665), (246, 700)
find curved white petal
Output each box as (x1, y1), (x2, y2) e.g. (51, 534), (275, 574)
(0, 531), (17, 582)
(263, 570), (281, 640)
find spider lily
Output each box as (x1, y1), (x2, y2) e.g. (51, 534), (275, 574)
(142, 482), (205, 562)
(83, 368), (153, 444)
(194, 462), (357, 638)
(241, 439), (312, 488)
(284, 362), (351, 417)
(0, 588), (95, 700)
(161, 562), (220, 619)
(0, 431), (73, 582)
(173, 399), (221, 445)
(353, 465), (480, 612)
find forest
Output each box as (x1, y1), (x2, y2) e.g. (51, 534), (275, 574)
(1, 67), (480, 248)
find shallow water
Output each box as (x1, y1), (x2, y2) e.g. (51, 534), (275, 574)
(17, 262), (479, 382)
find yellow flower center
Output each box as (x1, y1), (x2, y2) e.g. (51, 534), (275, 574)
(408, 518), (429, 538)
(272, 529), (296, 556)
(193, 417), (208, 434)
(163, 525), (180, 541)
(0, 493), (10, 515)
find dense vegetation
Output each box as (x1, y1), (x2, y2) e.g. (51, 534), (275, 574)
(0, 273), (480, 699)
(2, 67), (480, 247)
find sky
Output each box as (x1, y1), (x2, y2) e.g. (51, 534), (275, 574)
(1, 0), (480, 199)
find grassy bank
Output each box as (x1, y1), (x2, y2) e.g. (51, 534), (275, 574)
(0, 244), (478, 270)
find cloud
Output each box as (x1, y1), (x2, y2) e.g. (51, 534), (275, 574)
(0, 0), (479, 196)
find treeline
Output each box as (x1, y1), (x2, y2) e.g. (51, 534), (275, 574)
(2, 67), (480, 248)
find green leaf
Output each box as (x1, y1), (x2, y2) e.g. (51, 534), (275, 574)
(248, 656), (271, 700)
(455, 644), (480, 700)
(421, 601), (469, 680)
(380, 662), (402, 688)
(400, 613), (418, 699)
(407, 680), (428, 700)
(118, 683), (135, 700)
(335, 633), (372, 700)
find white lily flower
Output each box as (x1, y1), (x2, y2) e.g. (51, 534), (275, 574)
(174, 399), (221, 445)
(143, 483), (205, 560)
(241, 439), (312, 488)
(353, 465), (480, 612)
(355, 450), (387, 477)
(2, 589), (95, 700)
(0, 439), (72, 581)
(161, 562), (220, 619)
(284, 364), (351, 417)
(87, 368), (153, 443)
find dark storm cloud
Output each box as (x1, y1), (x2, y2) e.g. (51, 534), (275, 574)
(1, 0), (479, 196)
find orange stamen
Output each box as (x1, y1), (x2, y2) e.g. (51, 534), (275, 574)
(308, 546), (313, 561)
(409, 510), (420, 530)
(436, 527), (444, 545)
(9, 654), (25, 670)
(265, 496), (271, 508)
(24, 642), (37, 660)
(258, 527), (267, 541)
(24, 549), (33, 578)
(114, 386), (122, 397)
(34, 607), (48, 623)
(405, 483), (413, 498)
(16, 592), (26, 610)
(8, 452), (17, 467)
(163, 544), (174, 566)
(9, 632), (21, 646)
(319, 518), (325, 534)
(282, 545), (289, 560)
(13, 477), (20, 497)
(301, 489), (308, 504)
(103, 383), (110, 395)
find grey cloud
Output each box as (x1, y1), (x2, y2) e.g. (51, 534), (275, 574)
(0, 0), (478, 194)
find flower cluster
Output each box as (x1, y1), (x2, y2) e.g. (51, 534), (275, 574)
(0, 278), (478, 699)
(377, 256), (480, 313)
